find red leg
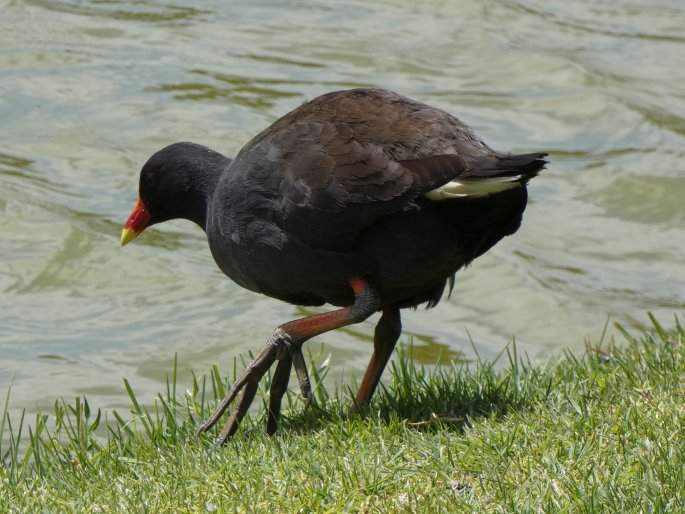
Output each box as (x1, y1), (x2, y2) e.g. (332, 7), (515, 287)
(197, 277), (380, 445)
(355, 305), (402, 405)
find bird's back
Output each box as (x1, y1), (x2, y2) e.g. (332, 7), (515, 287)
(246, 88), (495, 164)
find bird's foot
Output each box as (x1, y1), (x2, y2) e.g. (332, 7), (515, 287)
(196, 330), (311, 446)
(196, 277), (378, 445)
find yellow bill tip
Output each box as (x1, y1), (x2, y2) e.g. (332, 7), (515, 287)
(120, 227), (140, 246)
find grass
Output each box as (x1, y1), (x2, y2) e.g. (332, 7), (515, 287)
(1, 314), (684, 512)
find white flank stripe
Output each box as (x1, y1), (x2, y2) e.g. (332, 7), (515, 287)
(423, 175), (523, 200)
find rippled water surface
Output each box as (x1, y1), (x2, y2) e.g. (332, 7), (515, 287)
(1, 0), (684, 414)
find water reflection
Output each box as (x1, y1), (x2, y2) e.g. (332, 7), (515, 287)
(149, 73), (302, 107)
(26, 0), (209, 23)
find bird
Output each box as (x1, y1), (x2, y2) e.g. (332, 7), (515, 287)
(121, 88), (547, 444)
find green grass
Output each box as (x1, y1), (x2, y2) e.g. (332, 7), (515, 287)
(1, 314), (684, 512)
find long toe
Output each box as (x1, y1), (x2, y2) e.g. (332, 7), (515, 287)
(266, 356), (293, 436)
(291, 346), (312, 407)
(196, 339), (279, 443)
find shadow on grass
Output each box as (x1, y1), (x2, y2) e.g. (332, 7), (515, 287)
(276, 313), (683, 438)
(266, 339), (560, 437)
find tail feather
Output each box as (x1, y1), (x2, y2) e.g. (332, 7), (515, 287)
(467, 152), (548, 181)
(424, 152), (547, 201)
(495, 152), (548, 177)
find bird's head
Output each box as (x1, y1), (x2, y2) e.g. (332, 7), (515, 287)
(121, 142), (230, 245)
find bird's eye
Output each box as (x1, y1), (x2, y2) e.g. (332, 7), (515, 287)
(140, 172), (155, 192)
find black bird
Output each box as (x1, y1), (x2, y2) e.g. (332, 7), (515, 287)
(121, 88), (546, 444)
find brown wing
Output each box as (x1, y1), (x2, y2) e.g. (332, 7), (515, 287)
(224, 89), (493, 249)
(250, 120), (466, 248)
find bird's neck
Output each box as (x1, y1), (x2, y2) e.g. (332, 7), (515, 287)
(179, 151), (232, 232)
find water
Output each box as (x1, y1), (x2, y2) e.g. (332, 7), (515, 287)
(1, 0), (684, 416)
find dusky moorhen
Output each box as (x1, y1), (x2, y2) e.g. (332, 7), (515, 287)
(121, 88), (546, 444)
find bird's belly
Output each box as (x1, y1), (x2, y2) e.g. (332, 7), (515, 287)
(207, 225), (372, 307)
(207, 222), (463, 310)
(207, 191), (526, 309)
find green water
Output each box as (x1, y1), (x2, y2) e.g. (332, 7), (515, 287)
(1, 0), (684, 415)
